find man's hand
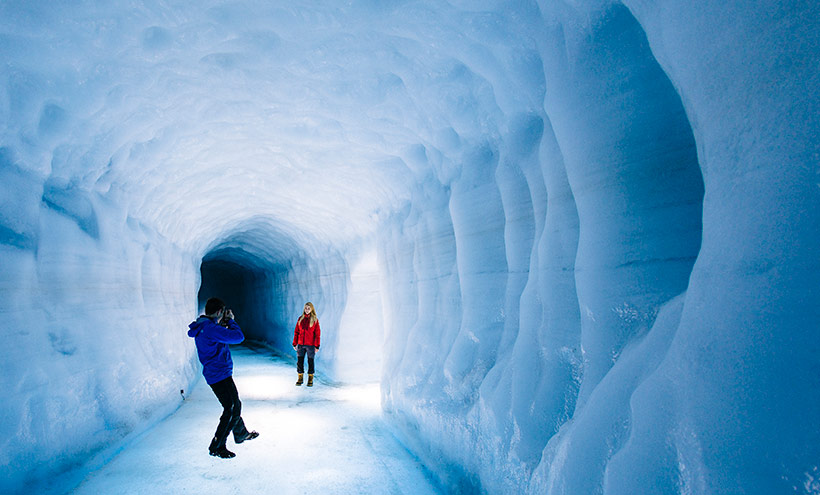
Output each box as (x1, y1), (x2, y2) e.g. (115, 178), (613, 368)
(226, 309), (234, 320)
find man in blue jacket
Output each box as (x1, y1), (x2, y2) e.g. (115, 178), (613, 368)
(188, 297), (259, 458)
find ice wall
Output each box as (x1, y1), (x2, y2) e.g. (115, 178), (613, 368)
(378, 1), (820, 494)
(378, 3), (705, 491)
(1, 0), (819, 494)
(0, 153), (200, 491)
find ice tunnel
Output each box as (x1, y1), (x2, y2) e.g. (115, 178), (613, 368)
(1, 0), (819, 493)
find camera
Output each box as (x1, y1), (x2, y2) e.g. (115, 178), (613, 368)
(219, 308), (234, 327)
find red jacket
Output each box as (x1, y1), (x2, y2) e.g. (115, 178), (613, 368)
(293, 316), (321, 348)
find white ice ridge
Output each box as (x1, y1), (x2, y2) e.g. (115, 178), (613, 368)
(1, 0), (819, 493)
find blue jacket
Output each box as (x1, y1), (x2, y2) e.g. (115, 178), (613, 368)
(187, 316), (244, 385)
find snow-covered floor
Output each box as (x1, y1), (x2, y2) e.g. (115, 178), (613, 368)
(70, 346), (441, 494)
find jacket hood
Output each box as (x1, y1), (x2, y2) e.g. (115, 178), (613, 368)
(187, 316), (212, 337)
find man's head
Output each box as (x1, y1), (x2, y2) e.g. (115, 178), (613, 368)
(205, 297), (226, 317)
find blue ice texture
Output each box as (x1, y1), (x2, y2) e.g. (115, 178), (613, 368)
(1, 0), (819, 493)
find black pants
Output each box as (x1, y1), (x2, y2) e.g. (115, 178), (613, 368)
(208, 376), (250, 449)
(296, 345), (316, 374)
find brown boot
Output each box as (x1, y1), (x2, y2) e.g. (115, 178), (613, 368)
(307, 374), (314, 387)
(295, 373), (304, 386)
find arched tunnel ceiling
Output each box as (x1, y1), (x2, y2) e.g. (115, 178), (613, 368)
(203, 216), (318, 271)
(1, 0), (546, 253)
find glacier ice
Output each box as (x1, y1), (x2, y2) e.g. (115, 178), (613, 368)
(1, 0), (819, 493)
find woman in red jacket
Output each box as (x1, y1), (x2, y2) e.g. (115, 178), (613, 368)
(293, 302), (321, 386)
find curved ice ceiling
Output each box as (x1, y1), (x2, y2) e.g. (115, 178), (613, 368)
(2, 1), (542, 253)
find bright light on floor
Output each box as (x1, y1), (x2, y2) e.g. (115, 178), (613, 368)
(234, 374), (296, 401)
(69, 351), (438, 495)
(327, 383), (381, 411)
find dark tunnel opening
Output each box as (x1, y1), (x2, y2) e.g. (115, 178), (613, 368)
(197, 249), (276, 343)
(194, 220), (339, 355)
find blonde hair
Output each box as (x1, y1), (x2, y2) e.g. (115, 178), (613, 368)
(299, 302), (318, 326)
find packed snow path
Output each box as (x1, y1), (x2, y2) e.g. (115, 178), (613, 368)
(71, 346), (440, 495)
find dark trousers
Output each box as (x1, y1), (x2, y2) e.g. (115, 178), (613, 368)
(208, 376), (250, 449)
(296, 345), (316, 374)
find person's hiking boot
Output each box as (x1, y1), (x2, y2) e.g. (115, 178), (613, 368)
(236, 431), (259, 444)
(307, 374), (314, 387)
(209, 446), (236, 459)
(296, 373), (304, 386)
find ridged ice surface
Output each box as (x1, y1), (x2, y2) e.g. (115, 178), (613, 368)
(1, 1), (819, 493)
